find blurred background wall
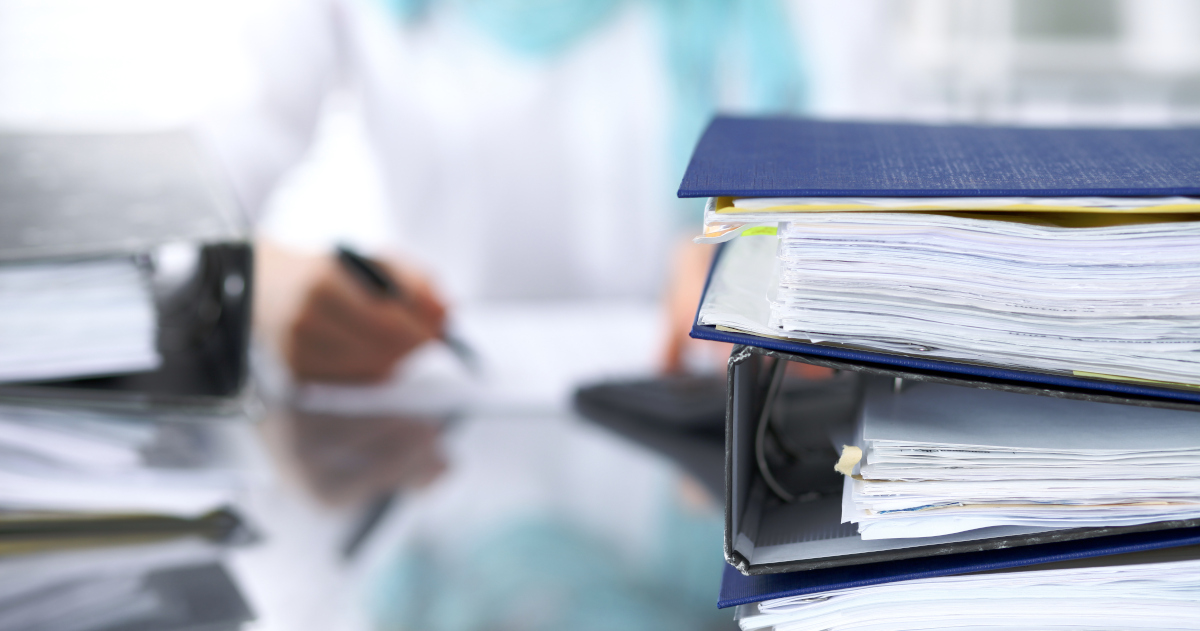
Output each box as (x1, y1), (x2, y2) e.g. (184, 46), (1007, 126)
(4, 0), (1200, 255)
(7, 0), (1200, 129)
(800, 0), (1200, 125)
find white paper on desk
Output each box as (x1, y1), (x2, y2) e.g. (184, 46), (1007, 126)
(0, 467), (233, 517)
(0, 406), (240, 517)
(0, 432), (237, 517)
(0, 416), (142, 471)
(0, 258), (159, 383)
(0, 404), (162, 471)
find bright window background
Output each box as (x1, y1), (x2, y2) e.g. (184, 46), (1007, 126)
(7, 0), (1200, 129)
(798, 0), (1200, 125)
(0, 0), (262, 131)
(4, 0), (1200, 249)
(0, 0), (395, 250)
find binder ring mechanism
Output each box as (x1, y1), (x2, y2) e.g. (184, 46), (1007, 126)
(755, 358), (798, 502)
(754, 357), (840, 504)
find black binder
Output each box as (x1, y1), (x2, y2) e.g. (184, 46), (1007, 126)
(0, 130), (252, 416)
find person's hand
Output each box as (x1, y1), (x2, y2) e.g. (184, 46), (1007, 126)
(255, 239), (447, 383)
(661, 238), (731, 374)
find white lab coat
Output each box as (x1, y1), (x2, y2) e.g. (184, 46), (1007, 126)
(204, 0), (676, 303)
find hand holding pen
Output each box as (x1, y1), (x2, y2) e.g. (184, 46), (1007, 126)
(335, 246), (478, 372)
(283, 245), (464, 383)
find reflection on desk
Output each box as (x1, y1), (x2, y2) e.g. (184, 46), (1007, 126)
(366, 414), (733, 631)
(231, 301), (736, 631)
(261, 408), (446, 508)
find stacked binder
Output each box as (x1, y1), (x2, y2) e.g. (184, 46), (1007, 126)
(0, 131), (256, 630)
(0, 258), (159, 383)
(680, 117), (1200, 629)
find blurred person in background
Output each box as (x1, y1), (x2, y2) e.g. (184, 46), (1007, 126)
(201, 9), (805, 626)
(203, 0), (807, 384)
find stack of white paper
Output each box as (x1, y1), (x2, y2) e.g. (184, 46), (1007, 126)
(843, 381), (1200, 540)
(761, 212), (1200, 385)
(737, 550), (1200, 631)
(0, 258), (160, 383)
(0, 405), (237, 518)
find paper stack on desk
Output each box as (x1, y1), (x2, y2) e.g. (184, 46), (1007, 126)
(844, 380), (1200, 540)
(0, 404), (239, 520)
(686, 117), (1200, 391)
(699, 208), (1200, 386)
(0, 257), (159, 383)
(683, 118), (1200, 629)
(769, 212), (1200, 385)
(0, 404), (254, 628)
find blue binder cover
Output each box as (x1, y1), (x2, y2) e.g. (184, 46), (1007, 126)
(718, 526), (1200, 608)
(678, 116), (1200, 198)
(692, 322), (1200, 408)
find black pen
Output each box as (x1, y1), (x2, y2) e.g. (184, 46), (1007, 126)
(341, 492), (396, 560)
(336, 245), (479, 373)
